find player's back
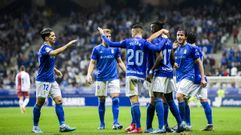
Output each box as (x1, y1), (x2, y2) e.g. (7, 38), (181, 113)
(91, 44), (119, 81)
(36, 43), (56, 82)
(125, 37), (149, 79)
(16, 71), (30, 91)
(153, 37), (173, 78)
(175, 43), (197, 82)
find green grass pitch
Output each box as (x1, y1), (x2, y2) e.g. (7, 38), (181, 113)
(0, 107), (241, 135)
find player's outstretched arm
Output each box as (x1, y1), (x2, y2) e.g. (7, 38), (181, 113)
(117, 57), (126, 73)
(97, 27), (126, 48)
(147, 29), (169, 42)
(145, 38), (167, 52)
(86, 60), (96, 84)
(49, 40), (78, 56)
(195, 58), (207, 88)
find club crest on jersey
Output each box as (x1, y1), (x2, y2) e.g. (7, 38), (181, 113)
(184, 49), (187, 54)
(111, 49), (114, 54)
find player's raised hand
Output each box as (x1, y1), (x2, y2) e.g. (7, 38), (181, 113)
(201, 79), (207, 88)
(97, 27), (104, 35)
(173, 63), (179, 69)
(86, 75), (93, 84)
(161, 29), (169, 35)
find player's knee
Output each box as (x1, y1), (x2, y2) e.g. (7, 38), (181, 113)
(99, 96), (106, 102)
(129, 95), (138, 104)
(176, 93), (184, 102)
(150, 96), (155, 105)
(200, 98), (208, 102)
(164, 92), (173, 102)
(153, 92), (163, 99)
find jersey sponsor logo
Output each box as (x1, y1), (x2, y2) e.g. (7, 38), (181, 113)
(100, 55), (114, 59)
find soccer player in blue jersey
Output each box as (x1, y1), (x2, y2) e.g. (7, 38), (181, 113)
(98, 24), (167, 133)
(183, 32), (213, 131)
(32, 28), (77, 133)
(145, 22), (184, 133)
(86, 28), (126, 130)
(174, 28), (207, 131)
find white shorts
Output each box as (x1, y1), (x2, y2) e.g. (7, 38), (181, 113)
(95, 79), (120, 96)
(126, 76), (144, 97)
(177, 79), (207, 99)
(36, 81), (62, 98)
(152, 77), (176, 94)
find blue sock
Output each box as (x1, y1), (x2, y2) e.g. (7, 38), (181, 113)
(163, 103), (169, 128)
(131, 106), (135, 124)
(98, 100), (105, 126)
(55, 104), (65, 125)
(201, 102), (213, 125)
(146, 103), (155, 129)
(155, 98), (164, 129)
(112, 97), (119, 125)
(132, 103), (141, 128)
(33, 104), (42, 126)
(185, 104), (191, 126)
(168, 100), (182, 125)
(178, 101), (186, 122)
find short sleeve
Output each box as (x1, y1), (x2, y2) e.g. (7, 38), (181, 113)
(91, 47), (98, 60)
(115, 48), (121, 58)
(41, 45), (53, 55)
(192, 46), (200, 60)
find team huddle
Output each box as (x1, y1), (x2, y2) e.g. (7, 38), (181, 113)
(27, 21), (213, 134)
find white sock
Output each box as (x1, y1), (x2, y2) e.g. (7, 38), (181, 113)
(19, 99), (23, 107)
(23, 98), (29, 107)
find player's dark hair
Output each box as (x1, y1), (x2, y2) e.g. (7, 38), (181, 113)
(151, 21), (164, 29)
(131, 23), (143, 29)
(187, 32), (197, 44)
(20, 65), (25, 71)
(40, 27), (53, 40)
(176, 26), (188, 36)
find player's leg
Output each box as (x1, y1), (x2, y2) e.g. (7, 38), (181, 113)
(51, 81), (75, 132)
(128, 95), (142, 133)
(32, 81), (51, 133)
(144, 96), (155, 133)
(95, 81), (107, 130)
(22, 92), (30, 112)
(143, 80), (155, 133)
(125, 77), (142, 133)
(184, 97), (192, 131)
(176, 80), (192, 123)
(165, 91), (185, 133)
(162, 96), (169, 131)
(109, 80), (123, 130)
(18, 94), (24, 113)
(199, 88), (213, 131)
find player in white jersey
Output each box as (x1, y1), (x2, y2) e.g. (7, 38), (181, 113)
(15, 65), (30, 113)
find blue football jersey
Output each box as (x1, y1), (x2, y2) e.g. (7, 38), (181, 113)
(101, 34), (167, 79)
(36, 43), (55, 82)
(153, 37), (174, 78)
(91, 44), (120, 81)
(175, 43), (200, 83)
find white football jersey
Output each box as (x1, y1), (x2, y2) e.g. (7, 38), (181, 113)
(15, 71), (30, 92)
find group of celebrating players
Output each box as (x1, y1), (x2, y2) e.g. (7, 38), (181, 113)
(30, 19), (213, 134)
